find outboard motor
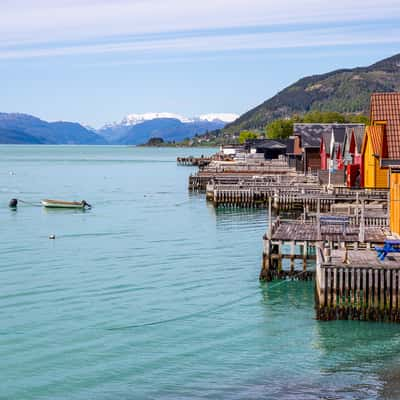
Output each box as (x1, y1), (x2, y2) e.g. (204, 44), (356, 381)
(81, 200), (92, 209)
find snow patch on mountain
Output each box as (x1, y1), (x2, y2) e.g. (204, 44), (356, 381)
(122, 112), (191, 126)
(102, 112), (239, 129)
(199, 113), (239, 123)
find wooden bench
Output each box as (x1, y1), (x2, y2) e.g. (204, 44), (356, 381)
(375, 240), (400, 261)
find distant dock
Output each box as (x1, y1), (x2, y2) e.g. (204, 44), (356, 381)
(177, 156), (212, 167)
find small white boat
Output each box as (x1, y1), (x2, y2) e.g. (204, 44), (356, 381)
(41, 199), (91, 209)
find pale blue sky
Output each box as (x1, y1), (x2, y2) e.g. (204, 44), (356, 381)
(1, 0), (400, 127)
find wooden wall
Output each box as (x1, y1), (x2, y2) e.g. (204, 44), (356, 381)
(363, 133), (388, 188)
(391, 171), (400, 236)
(305, 148), (320, 173)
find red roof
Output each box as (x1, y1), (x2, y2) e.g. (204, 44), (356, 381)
(370, 93), (400, 159)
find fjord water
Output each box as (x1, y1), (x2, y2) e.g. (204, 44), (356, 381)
(1, 146), (400, 400)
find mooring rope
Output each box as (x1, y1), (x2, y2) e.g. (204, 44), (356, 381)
(107, 270), (308, 331)
(15, 199), (42, 207)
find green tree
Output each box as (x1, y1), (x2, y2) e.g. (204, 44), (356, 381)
(302, 111), (346, 123)
(265, 119), (293, 139)
(347, 114), (370, 124)
(238, 130), (259, 144)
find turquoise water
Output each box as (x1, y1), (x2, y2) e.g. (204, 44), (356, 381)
(1, 145), (400, 400)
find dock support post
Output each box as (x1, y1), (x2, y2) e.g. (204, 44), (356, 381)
(302, 241), (307, 271)
(317, 198), (321, 241)
(260, 237), (271, 281)
(268, 197), (272, 239)
(360, 199), (365, 243)
(260, 198), (274, 281)
(290, 241), (296, 275)
(315, 242), (325, 318)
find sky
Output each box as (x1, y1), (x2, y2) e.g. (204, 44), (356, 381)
(1, 0), (400, 127)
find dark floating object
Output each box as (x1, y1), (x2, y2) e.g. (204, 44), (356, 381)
(49, 234), (56, 240)
(9, 198), (18, 208)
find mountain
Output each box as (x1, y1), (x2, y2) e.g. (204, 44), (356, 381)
(222, 53), (400, 135)
(0, 113), (106, 144)
(98, 113), (238, 144)
(0, 127), (44, 144)
(0, 112), (238, 145)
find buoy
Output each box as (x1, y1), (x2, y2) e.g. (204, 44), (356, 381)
(9, 198), (18, 208)
(49, 234), (56, 240)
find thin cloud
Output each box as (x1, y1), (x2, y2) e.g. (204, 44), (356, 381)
(1, 0), (400, 46)
(1, 25), (400, 60)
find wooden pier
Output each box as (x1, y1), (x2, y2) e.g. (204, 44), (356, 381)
(190, 172), (316, 192)
(260, 195), (391, 282)
(177, 156), (212, 167)
(260, 217), (390, 281)
(208, 184), (389, 210)
(316, 247), (400, 322)
(188, 158), (302, 191)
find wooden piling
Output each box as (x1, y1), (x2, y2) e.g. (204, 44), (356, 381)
(316, 248), (400, 322)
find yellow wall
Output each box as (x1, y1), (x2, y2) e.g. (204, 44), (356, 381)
(363, 133), (388, 188)
(391, 172), (400, 236)
(364, 135), (375, 188)
(376, 161), (389, 188)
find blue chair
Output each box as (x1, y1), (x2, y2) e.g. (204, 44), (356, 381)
(375, 240), (400, 261)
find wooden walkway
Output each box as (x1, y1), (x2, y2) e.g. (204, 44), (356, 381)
(271, 220), (389, 243)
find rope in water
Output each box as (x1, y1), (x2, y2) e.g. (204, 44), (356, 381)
(15, 199), (42, 207)
(107, 270), (308, 331)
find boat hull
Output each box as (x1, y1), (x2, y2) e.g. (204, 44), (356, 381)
(41, 200), (86, 209)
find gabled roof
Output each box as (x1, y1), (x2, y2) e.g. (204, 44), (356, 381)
(321, 132), (332, 153)
(293, 123), (364, 149)
(343, 126), (365, 156)
(252, 140), (288, 150)
(353, 126), (365, 153)
(245, 138), (291, 151)
(370, 93), (400, 159)
(320, 126), (348, 155)
(362, 125), (385, 157)
(293, 124), (334, 148)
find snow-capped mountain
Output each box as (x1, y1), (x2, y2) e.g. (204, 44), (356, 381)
(104, 112), (238, 127)
(121, 112), (192, 126)
(0, 111), (239, 145)
(98, 112), (239, 144)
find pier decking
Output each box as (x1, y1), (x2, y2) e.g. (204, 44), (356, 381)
(260, 216), (390, 281)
